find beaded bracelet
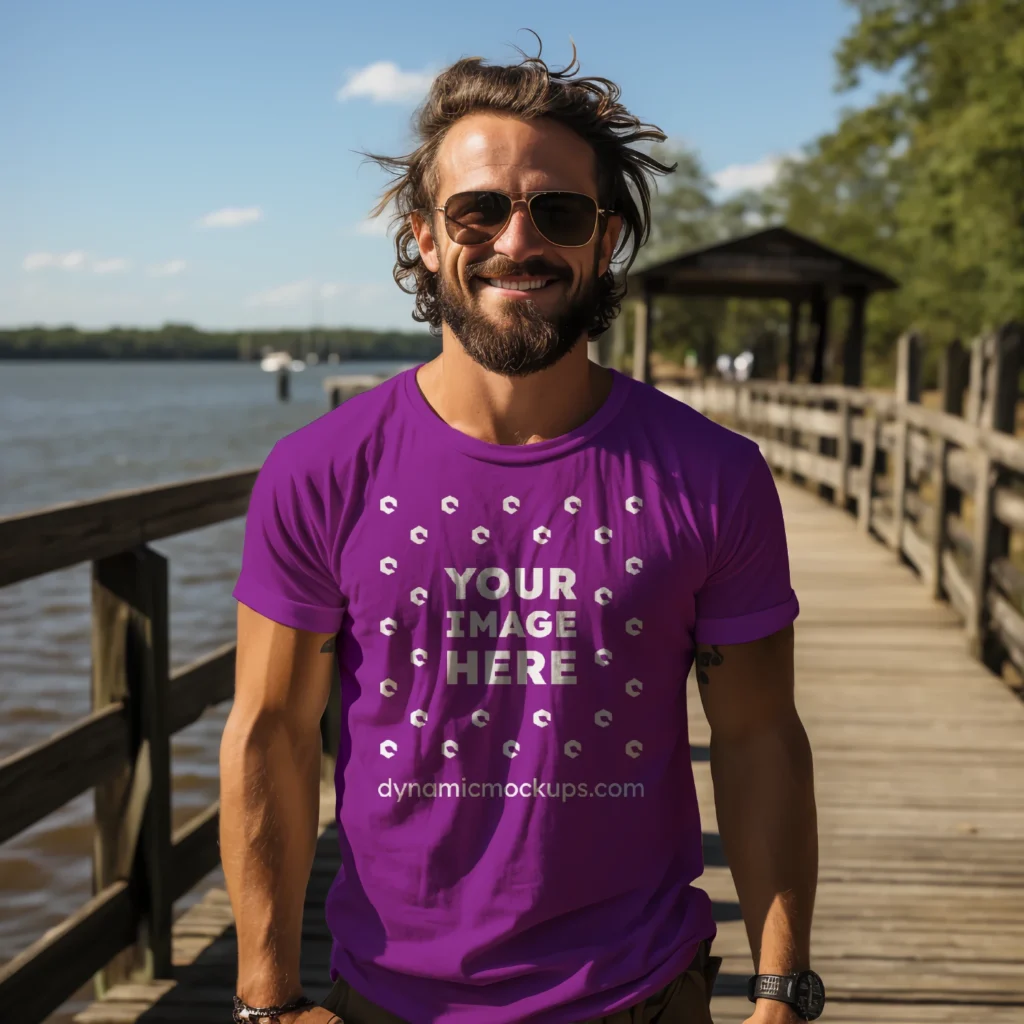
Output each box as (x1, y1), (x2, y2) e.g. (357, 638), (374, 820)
(232, 994), (318, 1022)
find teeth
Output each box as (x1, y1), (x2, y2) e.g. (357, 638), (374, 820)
(486, 278), (549, 290)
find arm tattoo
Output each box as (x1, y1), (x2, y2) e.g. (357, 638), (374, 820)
(696, 644), (724, 685)
(320, 635), (337, 653)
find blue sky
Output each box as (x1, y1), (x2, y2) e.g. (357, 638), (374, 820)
(1, 0), (875, 332)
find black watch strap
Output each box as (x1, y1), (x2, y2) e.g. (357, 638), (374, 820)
(747, 973), (800, 1006)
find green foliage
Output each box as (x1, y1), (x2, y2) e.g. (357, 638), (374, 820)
(0, 324), (440, 361)
(769, 0), (1024, 382)
(643, 2), (1024, 385)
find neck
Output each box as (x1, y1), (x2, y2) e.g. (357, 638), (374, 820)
(415, 328), (613, 446)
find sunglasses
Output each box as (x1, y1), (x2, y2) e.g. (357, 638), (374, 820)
(434, 190), (611, 248)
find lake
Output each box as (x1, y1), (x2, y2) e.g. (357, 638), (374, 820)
(0, 359), (413, 1005)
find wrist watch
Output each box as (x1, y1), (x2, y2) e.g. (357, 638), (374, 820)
(747, 970), (825, 1020)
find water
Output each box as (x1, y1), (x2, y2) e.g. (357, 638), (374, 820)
(0, 359), (414, 995)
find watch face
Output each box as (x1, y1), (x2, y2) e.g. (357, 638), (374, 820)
(796, 971), (826, 1020)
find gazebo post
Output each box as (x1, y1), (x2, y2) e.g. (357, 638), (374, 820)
(810, 288), (831, 384)
(787, 299), (801, 383)
(632, 285), (652, 383)
(702, 331), (717, 377)
(843, 288), (868, 387)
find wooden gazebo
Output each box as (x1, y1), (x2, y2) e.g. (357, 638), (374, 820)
(619, 226), (898, 386)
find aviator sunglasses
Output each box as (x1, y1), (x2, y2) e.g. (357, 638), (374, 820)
(435, 190), (612, 248)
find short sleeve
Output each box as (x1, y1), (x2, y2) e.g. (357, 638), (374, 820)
(693, 449), (799, 645)
(232, 441), (345, 634)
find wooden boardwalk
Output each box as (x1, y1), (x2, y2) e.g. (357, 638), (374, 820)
(75, 481), (1024, 1024)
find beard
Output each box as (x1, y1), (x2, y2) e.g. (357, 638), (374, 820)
(437, 256), (602, 378)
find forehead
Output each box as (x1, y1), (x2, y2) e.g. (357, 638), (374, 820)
(434, 112), (598, 199)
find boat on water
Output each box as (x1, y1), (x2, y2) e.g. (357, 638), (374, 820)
(259, 351), (306, 373)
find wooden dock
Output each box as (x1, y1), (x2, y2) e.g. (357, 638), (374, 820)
(5, 331), (1024, 1023)
(70, 479), (1024, 1023)
(697, 482), (1024, 1023)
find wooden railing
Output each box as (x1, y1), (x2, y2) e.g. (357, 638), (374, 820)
(0, 469), (341, 1024)
(661, 322), (1024, 683)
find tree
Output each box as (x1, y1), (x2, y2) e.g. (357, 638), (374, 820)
(770, 0), (1024, 382)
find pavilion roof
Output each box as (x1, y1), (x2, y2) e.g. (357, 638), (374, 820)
(626, 225), (899, 301)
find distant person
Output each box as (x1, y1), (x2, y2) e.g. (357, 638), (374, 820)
(223, 35), (822, 1024)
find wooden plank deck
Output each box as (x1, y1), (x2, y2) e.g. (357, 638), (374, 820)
(74, 481), (1024, 1024)
(704, 483), (1024, 1023)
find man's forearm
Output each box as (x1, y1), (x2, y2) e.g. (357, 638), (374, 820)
(219, 708), (322, 1004)
(710, 715), (818, 974)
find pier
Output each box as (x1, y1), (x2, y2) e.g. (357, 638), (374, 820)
(2, 327), (1024, 1022)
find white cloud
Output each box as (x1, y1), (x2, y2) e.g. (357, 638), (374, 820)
(93, 257), (131, 274)
(148, 259), (187, 277)
(246, 280), (315, 307)
(711, 154), (793, 194)
(320, 281), (390, 303)
(197, 206), (263, 228)
(23, 250), (87, 271)
(336, 61), (434, 104)
(354, 216), (391, 237)
(247, 279), (390, 308)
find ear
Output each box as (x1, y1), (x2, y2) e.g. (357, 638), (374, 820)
(597, 213), (623, 278)
(410, 209), (441, 273)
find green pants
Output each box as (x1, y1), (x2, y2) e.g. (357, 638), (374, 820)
(322, 942), (722, 1024)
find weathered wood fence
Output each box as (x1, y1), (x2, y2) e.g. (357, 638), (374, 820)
(0, 471), (341, 1024)
(662, 321), (1024, 683)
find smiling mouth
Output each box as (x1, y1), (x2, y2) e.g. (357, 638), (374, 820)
(480, 277), (561, 292)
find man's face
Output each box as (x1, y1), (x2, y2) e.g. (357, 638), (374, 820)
(412, 113), (621, 377)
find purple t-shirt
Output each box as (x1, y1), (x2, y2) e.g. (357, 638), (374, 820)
(232, 366), (798, 1024)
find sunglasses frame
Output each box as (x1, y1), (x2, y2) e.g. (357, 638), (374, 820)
(433, 190), (613, 249)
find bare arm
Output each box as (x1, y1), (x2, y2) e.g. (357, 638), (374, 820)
(696, 625), (818, 1009)
(219, 602), (337, 1009)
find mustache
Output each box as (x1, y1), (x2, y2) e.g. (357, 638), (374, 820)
(467, 258), (571, 281)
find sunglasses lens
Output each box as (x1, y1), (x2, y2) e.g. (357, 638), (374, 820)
(531, 192), (599, 246)
(444, 192), (512, 245)
(443, 191), (601, 247)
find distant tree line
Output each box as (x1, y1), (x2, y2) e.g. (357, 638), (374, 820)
(0, 323), (441, 361)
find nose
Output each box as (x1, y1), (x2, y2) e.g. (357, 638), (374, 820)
(490, 200), (547, 262)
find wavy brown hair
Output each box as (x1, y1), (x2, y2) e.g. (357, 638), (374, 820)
(363, 34), (676, 337)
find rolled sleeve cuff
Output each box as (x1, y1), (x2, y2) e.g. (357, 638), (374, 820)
(694, 592), (800, 646)
(232, 577), (344, 635)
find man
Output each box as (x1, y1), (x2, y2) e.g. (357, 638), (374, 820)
(223, 40), (820, 1024)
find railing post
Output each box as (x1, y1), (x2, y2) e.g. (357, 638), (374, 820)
(891, 332), (922, 554)
(836, 397), (851, 512)
(969, 324), (1022, 665)
(931, 340), (969, 600)
(965, 333), (987, 425)
(811, 395), (827, 500)
(786, 396), (797, 481)
(92, 546), (173, 994)
(859, 408), (879, 533)
(91, 557), (134, 995)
